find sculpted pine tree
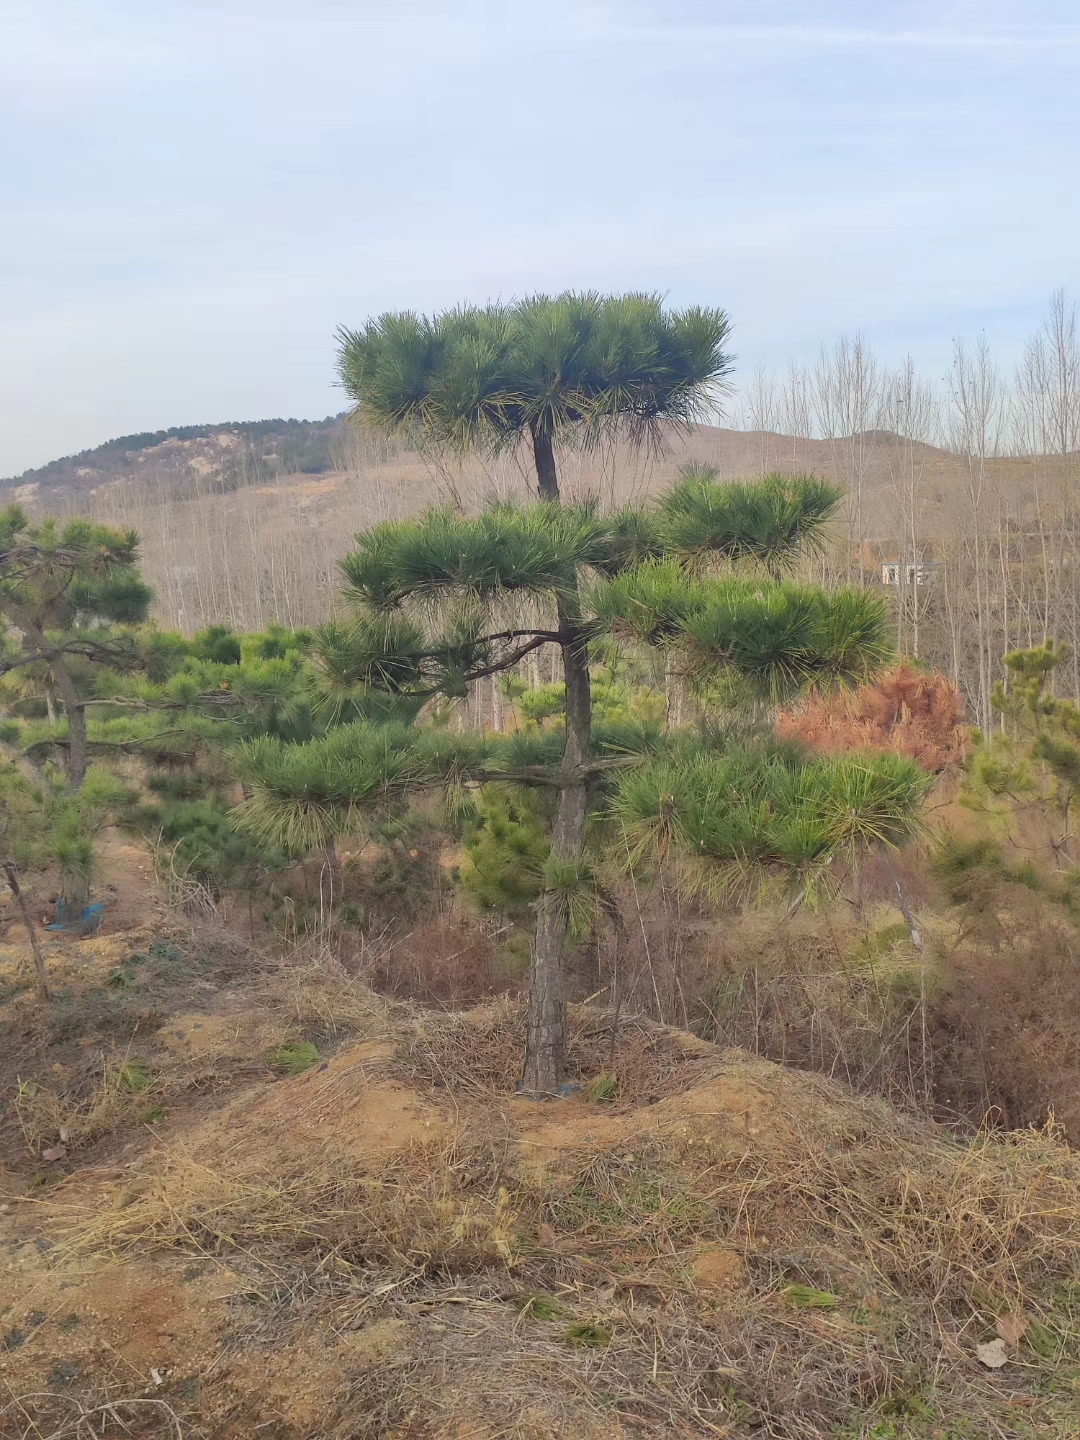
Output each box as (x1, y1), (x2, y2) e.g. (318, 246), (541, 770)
(336, 294), (736, 1090)
(316, 293), (924, 1094)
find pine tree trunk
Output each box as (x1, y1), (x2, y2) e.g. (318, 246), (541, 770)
(321, 836), (340, 919)
(59, 872), (91, 920)
(531, 424), (560, 502)
(521, 425), (592, 1094)
(21, 629), (88, 793)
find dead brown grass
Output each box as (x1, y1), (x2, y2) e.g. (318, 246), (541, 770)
(13, 1052), (163, 1152)
(0, 926), (401, 1185)
(395, 998), (720, 1103)
(0, 1394), (188, 1440)
(6, 888), (1080, 1438)
(17, 996), (1078, 1440)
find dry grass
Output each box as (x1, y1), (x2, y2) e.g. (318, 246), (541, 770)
(27, 1001), (1080, 1438)
(14, 1054), (160, 1151)
(2, 928), (399, 1179)
(395, 997), (721, 1103)
(256, 936), (398, 1044)
(43, 1132), (519, 1280)
(0, 1394), (189, 1440)
(7, 908), (1080, 1437)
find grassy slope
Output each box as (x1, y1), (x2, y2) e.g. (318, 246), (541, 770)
(1, 904), (1079, 1440)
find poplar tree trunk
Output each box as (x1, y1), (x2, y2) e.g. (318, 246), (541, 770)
(521, 425), (592, 1094)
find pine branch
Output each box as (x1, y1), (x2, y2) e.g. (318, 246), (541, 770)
(460, 635), (556, 686)
(473, 628), (564, 647)
(22, 730), (200, 761)
(0, 650), (46, 673)
(480, 755), (641, 789)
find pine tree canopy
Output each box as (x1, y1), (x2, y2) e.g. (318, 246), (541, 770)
(657, 468), (841, 574)
(613, 744), (926, 886)
(597, 563), (892, 700)
(315, 464), (884, 706)
(233, 720), (421, 855)
(1, 506), (151, 638)
(337, 502), (609, 610)
(232, 719), (491, 856)
(336, 293), (733, 460)
(1, 506), (155, 790)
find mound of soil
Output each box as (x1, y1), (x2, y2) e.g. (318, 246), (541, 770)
(2, 946), (1079, 1440)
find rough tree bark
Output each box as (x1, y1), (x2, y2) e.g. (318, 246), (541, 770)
(521, 423), (593, 1094)
(531, 425), (560, 503)
(52, 662), (89, 793)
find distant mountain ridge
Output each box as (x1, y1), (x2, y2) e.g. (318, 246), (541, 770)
(4, 414), (953, 507)
(2, 414), (349, 500)
(4, 413), (1054, 534)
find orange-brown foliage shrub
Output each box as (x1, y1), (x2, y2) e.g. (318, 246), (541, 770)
(776, 664), (965, 772)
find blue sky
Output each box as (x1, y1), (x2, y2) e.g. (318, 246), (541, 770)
(2, 0), (1077, 474)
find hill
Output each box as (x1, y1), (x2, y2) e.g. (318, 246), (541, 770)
(3, 414), (972, 510)
(5, 415), (1075, 741)
(0, 418), (977, 635)
(0, 415), (348, 505)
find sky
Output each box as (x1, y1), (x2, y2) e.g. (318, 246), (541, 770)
(2, 0), (1078, 476)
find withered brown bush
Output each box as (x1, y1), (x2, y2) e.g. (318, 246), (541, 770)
(776, 663), (965, 772)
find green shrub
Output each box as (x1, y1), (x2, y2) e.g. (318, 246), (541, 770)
(781, 1284), (840, 1309)
(932, 831), (1002, 882)
(116, 1059), (153, 1093)
(459, 785), (549, 919)
(587, 1071), (618, 1103)
(271, 1041), (320, 1076)
(562, 1322), (611, 1348)
(135, 796), (287, 897)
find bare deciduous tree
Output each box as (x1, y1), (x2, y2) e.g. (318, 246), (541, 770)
(813, 334), (881, 584)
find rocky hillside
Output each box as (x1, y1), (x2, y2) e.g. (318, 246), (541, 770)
(1, 416), (347, 507)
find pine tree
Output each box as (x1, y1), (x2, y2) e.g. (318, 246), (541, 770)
(291, 291), (928, 1092)
(966, 640), (1080, 865)
(0, 507), (152, 790)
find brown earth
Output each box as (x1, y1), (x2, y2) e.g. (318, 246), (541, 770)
(2, 910), (1080, 1439)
